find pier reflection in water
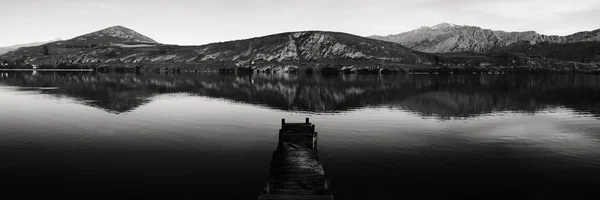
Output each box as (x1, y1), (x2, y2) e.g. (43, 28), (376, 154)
(0, 72), (599, 199)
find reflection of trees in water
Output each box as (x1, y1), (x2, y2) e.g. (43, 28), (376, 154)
(0, 72), (599, 118)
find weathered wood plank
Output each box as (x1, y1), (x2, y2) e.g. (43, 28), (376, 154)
(259, 118), (333, 200)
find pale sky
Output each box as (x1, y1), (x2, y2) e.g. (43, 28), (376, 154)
(0, 0), (599, 47)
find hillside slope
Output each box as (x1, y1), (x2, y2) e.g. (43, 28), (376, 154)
(489, 41), (600, 63)
(0, 38), (62, 55)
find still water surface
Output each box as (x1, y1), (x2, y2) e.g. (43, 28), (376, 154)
(0, 72), (599, 199)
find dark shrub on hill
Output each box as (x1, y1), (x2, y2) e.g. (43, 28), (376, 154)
(320, 67), (340, 75)
(380, 68), (401, 74)
(304, 68), (314, 74)
(237, 67), (254, 74)
(42, 45), (50, 55)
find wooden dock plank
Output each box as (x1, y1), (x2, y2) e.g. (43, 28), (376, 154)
(259, 118), (333, 200)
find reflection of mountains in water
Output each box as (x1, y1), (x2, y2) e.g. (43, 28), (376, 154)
(1, 72), (599, 118)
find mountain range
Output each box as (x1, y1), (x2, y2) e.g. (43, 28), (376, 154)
(369, 23), (600, 53)
(1, 24), (599, 73)
(0, 26), (423, 71)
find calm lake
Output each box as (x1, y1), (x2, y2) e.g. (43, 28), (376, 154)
(1, 72), (599, 199)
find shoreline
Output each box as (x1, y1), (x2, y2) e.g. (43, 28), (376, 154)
(0, 67), (598, 75)
(0, 69), (93, 72)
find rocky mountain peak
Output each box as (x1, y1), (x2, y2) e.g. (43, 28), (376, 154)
(99, 25), (157, 43)
(100, 25), (130, 33)
(72, 25), (158, 44)
(431, 23), (460, 30)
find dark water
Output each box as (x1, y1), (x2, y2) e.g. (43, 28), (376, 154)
(1, 72), (599, 199)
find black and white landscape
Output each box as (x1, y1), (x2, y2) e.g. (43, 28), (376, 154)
(1, 24), (600, 73)
(1, 1), (600, 200)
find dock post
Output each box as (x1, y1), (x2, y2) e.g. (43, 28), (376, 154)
(306, 117), (310, 124)
(266, 179), (273, 194)
(281, 119), (285, 130)
(313, 132), (318, 152)
(277, 129), (283, 150)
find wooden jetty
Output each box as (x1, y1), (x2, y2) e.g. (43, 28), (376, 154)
(258, 118), (334, 200)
